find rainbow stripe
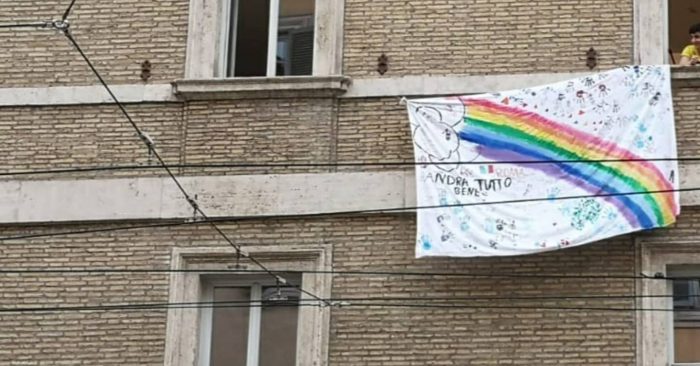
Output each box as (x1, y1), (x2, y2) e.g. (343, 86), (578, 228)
(458, 98), (677, 229)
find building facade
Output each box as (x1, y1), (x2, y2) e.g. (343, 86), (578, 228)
(0, 0), (699, 365)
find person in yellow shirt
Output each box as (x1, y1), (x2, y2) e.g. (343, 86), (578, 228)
(680, 23), (700, 65)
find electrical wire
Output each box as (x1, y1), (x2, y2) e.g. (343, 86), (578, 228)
(62, 0), (78, 22)
(0, 185), (695, 244)
(5, 294), (692, 306)
(0, 157), (695, 178)
(0, 267), (684, 281)
(59, 29), (330, 306)
(0, 219), (198, 241)
(0, 298), (692, 314)
(0, 22), (52, 29)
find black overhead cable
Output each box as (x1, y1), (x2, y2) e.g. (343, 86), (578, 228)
(55, 23), (330, 306)
(0, 3), (79, 31)
(0, 22), (55, 29)
(0, 267), (687, 281)
(0, 185), (695, 244)
(0, 298), (694, 314)
(4, 287), (699, 303)
(61, 0), (78, 22)
(0, 156), (694, 178)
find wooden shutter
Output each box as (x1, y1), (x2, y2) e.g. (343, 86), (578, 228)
(290, 27), (314, 75)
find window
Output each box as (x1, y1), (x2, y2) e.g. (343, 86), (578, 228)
(185, 0), (343, 79)
(163, 245), (331, 366)
(219, 0), (315, 77)
(638, 243), (700, 366)
(200, 275), (302, 366)
(636, 0), (700, 64)
(670, 267), (700, 365)
(668, 0), (699, 64)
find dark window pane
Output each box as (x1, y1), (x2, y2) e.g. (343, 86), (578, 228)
(673, 279), (700, 363)
(668, 0), (700, 60)
(210, 287), (250, 366)
(276, 0), (314, 76)
(232, 0), (270, 77)
(673, 280), (700, 310)
(258, 287), (299, 366)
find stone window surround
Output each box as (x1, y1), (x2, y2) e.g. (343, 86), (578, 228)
(185, 0), (344, 79)
(163, 244), (332, 366)
(635, 0), (669, 65)
(637, 240), (700, 366)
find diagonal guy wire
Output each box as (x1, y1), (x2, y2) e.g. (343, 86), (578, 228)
(62, 0), (78, 22)
(58, 28), (331, 307)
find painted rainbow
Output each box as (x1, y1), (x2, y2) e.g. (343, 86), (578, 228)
(458, 98), (678, 230)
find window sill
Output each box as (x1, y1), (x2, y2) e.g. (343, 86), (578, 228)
(173, 75), (351, 100)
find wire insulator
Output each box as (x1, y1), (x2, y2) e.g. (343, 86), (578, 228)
(51, 20), (70, 31)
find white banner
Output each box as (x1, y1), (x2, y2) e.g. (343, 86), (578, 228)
(407, 66), (679, 257)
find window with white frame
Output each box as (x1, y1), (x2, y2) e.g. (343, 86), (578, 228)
(185, 0), (343, 79)
(163, 245), (331, 366)
(638, 243), (700, 366)
(218, 0), (315, 77)
(670, 266), (700, 365)
(200, 274), (302, 366)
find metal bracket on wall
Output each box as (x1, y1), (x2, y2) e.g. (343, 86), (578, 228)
(377, 54), (389, 75)
(586, 48), (598, 70)
(141, 60), (152, 82)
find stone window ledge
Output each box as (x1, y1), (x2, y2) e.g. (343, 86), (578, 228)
(173, 75), (351, 100)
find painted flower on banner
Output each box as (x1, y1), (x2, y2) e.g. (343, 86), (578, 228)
(410, 101), (479, 172)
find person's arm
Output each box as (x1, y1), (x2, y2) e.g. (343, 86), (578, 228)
(680, 45), (698, 65)
(680, 55), (694, 66)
